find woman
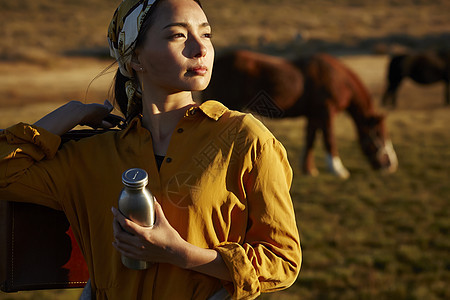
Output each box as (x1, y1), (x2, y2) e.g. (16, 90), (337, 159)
(0, 0), (301, 299)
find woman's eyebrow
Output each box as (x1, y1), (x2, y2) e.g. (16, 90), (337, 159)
(163, 22), (211, 29)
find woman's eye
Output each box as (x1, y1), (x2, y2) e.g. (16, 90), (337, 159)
(203, 32), (212, 39)
(170, 33), (186, 39)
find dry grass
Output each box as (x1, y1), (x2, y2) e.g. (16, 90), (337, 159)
(0, 57), (116, 108)
(1, 0), (450, 299)
(1, 0), (450, 62)
(260, 109), (450, 300)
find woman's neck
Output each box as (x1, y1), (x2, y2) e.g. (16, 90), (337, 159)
(141, 91), (196, 156)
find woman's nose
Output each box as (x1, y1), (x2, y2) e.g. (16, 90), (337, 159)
(188, 36), (207, 58)
(196, 43), (207, 58)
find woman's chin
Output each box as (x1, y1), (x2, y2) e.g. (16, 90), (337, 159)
(186, 80), (211, 92)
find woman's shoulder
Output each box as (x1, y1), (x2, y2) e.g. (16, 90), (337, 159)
(199, 100), (276, 143)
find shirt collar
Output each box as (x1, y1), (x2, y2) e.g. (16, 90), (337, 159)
(121, 100), (228, 136)
(120, 115), (143, 138)
(194, 100), (228, 121)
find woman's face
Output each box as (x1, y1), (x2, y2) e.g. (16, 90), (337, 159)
(134, 0), (214, 94)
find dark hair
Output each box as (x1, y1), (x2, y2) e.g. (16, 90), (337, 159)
(113, 0), (203, 123)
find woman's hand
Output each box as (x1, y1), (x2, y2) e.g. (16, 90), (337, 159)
(111, 201), (187, 267)
(79, 100), (115, 129)
(111, 202), (232, 281)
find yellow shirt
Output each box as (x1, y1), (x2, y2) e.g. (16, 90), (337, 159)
(0, 100), (301, 299)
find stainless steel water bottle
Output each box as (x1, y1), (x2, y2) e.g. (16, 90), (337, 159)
(118, 168), (155, 270)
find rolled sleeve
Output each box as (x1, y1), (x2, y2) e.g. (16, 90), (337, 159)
(1, 123), (61, 186)
(4, 122), (61, 159)
(0, 123), (64, 210)
(214, 242), (260, 299)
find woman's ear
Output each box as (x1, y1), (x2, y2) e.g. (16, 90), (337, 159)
(130, 53), (144, 72)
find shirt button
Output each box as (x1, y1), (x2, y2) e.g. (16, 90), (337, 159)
(177, 128), (184, 133)
(166, 157), (172, 163)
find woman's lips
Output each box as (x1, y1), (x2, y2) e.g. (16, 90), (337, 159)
(187, 66), (208, 76)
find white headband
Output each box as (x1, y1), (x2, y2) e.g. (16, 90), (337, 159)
(107, 0), (156, 78)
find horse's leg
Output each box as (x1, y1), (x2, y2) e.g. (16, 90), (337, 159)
(382, 80), (401, 107)
(301, 118), (319, 176)
(445, 79), (450, 105)
(381, 88), (393, 107)
(321, 111), (350, 179)
(383, 56), (405, 107)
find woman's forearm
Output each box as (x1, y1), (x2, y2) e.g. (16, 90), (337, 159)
(178, 242), (232, 282)
(33, 101), (87, 135)
(34, 100), (113, 136)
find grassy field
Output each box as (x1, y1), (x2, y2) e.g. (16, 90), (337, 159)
(1, 0), (449, 299)
(260, 107), (450, 300)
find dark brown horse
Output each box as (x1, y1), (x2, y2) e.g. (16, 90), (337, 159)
(202, 50), (398, 178)
(382, 50), (450, 107)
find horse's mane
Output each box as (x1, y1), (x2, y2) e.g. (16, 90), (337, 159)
(341, 61), (376, 116)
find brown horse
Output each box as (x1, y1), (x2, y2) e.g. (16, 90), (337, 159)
(382, 50), (450, 107)
(202, 50), (398, 178)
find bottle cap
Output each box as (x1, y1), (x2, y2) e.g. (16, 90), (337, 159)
(122, 168), (148, 188)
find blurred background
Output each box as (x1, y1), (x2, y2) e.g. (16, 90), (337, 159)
(0, 0), (449, 299)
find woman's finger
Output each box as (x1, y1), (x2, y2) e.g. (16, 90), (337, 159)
(112, 217), (130, 237)
(112, 221), (150, 262)
(113, 219), (138, 245)
(112, 207), (140, 236)
(103, 114), (125, 128)
(112, 240), (144, 259)
(153, 200), (167, 226)
(104, 99), (114, 111)
(99, 120), (114, 129)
